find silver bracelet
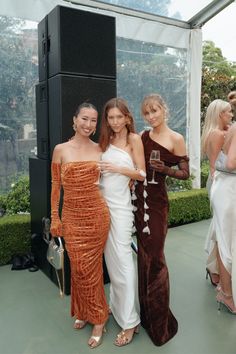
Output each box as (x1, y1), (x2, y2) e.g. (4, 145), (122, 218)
(139, 169), (146, 178)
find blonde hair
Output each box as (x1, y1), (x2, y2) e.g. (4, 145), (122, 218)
(141, 93), (169, 121)
(201, 99), (231, 156)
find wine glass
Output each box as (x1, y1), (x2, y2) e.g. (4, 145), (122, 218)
(149, 150), (160, 184)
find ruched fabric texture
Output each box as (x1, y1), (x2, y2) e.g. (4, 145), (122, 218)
(50, 162), (110, 324)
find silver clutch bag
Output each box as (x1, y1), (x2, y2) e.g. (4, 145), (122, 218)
(47, 237), (64, 270)
(42, 217), (65, 297)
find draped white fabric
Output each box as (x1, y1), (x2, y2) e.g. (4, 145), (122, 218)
(205, 152), (236, 304)
(100, 145), (140, 329)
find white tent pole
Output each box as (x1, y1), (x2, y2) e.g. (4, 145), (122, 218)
(188, 29), (202, 188)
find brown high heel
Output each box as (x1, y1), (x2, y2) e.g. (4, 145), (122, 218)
(216, 290), (236, 314)
(206, 268), (219, 287)
(114, 324), (140, 347)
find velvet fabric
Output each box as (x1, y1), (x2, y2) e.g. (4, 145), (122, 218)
(50, 161), (110, 324)
(134, 131), (189, 346)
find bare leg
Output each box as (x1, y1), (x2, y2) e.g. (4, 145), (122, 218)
(206, 243), (220, 286)
(217, 248), (231, 295)
(216, 247), (236, 313)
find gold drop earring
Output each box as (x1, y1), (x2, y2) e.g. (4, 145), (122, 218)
(73, 123), (77, 132)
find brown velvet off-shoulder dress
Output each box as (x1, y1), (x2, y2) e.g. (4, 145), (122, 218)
(50, 161), (110, 325)
(134, 130), (189, 346)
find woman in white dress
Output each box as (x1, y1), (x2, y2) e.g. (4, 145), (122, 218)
(207, 123), (236, 313)
(201, 99), (233, 286)
(99, 98), (146, 346)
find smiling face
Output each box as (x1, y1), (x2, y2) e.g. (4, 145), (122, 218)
(73, 107), (98, 136)
(143, 102), (165, 128)
(141, 94), (169, 129)
(106, 107), (129, 134)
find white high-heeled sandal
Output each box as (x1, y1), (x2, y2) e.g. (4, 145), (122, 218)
(73, 319), (87, 329)
(88, 326), (106, 349)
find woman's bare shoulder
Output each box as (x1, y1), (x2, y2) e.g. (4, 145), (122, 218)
(53, 141), (70, 153)
(91, 141), (102, 152)
(129, 132), (142, 143)
(209, 129), (225, 139)
(169, 128), (185, 143)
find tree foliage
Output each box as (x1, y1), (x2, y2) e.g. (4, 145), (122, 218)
(117, 38), (187, 136)
(201, 40), (236, 126)
(0, 15), (38, 140)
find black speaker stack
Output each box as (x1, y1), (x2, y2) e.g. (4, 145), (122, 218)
(30, 5), (116, 294)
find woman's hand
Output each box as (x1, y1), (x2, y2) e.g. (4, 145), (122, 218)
(50, 219), (62, 237)
(98, 161), (121, 174)
(149, 160), (167, 173)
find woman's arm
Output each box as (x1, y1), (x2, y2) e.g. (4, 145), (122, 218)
(150, 133), (189, 180)
(99, 134), (146, 181)
(50, 145), (63, 237)
(226, 129), (236, 170)
(150, 157), (189, 180)
(207, 130), (225, 177)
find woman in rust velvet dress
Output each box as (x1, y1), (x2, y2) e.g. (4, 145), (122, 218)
(50, 103), (110, 349)
(134, 94), (189, 346)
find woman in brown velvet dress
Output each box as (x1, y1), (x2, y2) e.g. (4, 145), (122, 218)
(134, 94), (189, 346)
(50, 103), (110, 349)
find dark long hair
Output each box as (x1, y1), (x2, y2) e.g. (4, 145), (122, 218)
(74, 102), (97, 116)
(99, 97), (136, 152)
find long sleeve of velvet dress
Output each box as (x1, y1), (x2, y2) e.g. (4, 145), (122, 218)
(134, 130), (189, 346)
(50, 161), (110, 325)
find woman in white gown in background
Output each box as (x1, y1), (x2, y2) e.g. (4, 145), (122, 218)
(201, 99), (233, 286)
(99, 98), (146, 346)
(206, 122), (236, 313)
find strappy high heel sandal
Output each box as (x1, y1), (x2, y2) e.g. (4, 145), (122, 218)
(73, 319), (87, 329)
(206, 268), (219, 287)
(88, 324), (107, 349)
(216, 290), (236, 314)
(114, 324), (140, 347)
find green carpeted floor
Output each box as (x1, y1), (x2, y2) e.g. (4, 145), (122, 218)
(1, 219), (236, 354)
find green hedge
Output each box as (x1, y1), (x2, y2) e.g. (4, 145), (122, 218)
(168, 188), (211, 226)
(0, 188), (211, 266)
(5, 176), (30, 214)
(201, 160), (210, 188)
(0, 214), (31, 265)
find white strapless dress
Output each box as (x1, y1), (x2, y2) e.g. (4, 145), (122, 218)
(205, 151), (236, 303)
(100, 144), (140, 329)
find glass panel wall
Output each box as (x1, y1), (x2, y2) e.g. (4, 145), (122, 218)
(0, 12), (188, 194)
(94, 0), (212, 21)
(0, 16), (38, 193)
(116, 37), (188, 136)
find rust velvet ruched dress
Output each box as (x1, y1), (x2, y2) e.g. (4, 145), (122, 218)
(50, 161), (110, 325)
(134, 131), (189, 346)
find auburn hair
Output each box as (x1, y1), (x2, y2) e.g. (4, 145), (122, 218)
(99, 97), (136, 152)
